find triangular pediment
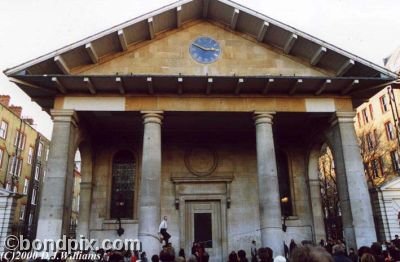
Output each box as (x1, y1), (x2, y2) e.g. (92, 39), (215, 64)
(4, 0), (396, 79)
(80, 21), (329, 77)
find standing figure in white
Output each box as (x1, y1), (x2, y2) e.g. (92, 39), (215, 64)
(159, 215), (171, 245)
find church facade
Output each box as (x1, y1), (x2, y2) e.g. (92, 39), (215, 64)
(4, 0), (398, 260)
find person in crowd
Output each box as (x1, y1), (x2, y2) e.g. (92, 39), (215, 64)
(258, 248), (271, 262)
(387, 241), (400, 261)
(140, 252), (149, 262)
(123, 250), (131, 262)
(290, 245), (333, 262)
(251, 240), (258, 262)
(332, 244), (351, 262)
(348, 248), (358, 262)
(392, 235), (400, 249)
(360, 253), (376, 262)
(196, 243), (209, 262)
(274, 255), (286, 262)
(325, 239), (334, 254)
(283, 242), (289, 259)
(370, 242), (384, 262)
(289, 239), (297, 256)
(151, 255), (160, 262)
(166, 243), (175, 259)
(238, 249), (248, 262)
(175, 248), (185, 262)
(358, 246), (372, 260)
(320, 239), (326, 247)
(159, 216), (171, 245)
(382, 250), (391, 262)
(229, 251), (239, 262)
(265, 247), (273, 262)
(131, 250), (140, 262)
(109, 250), (124, 262)
(160, 245), (174, 262)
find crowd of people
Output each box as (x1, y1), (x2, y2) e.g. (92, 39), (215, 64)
(88, 235), (400, 262)
(9, 235), (400, 262)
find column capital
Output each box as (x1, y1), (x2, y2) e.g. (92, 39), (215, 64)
(141, 111), (163, 125)
(253, 112), (275, 125)
(330, 112), (356, 126)
(50, 109), (79, 127)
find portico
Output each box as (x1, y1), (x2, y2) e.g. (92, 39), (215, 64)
(4, 0), (397, 260)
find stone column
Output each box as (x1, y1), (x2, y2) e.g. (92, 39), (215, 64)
(36, 110), (78, 242)
(307, 147), (326, 243)
(138, 111), (163, 257)
(77, 143), (93, 239)
(254, 112), (283, 256)
(0, 189), (20, 252)
(327, 112), (376, 248)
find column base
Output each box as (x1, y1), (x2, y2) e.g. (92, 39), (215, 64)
(261, 227), (284, 257)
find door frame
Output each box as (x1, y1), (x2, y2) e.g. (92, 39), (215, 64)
(178, 194), (228, 260)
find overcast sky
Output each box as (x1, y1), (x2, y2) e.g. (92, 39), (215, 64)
(0, 0), (399, 139)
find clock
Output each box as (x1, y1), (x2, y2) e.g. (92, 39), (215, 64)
(189, 36), (221, 64)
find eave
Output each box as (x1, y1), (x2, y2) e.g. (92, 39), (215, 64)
(9, 74), (396, 112)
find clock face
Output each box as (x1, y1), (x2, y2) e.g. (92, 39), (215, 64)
(189, 36), (221, 64)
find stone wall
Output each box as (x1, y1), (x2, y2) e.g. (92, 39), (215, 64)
(87, 131), (318, 255)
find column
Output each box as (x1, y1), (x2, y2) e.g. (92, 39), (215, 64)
(327, 112), (376, 248)
(36, 110), (78, 242)
(77, 143), (93, 238)
(307, 147), (326, 243)
(254, 112), (283, 256)
(138, 111), (163, 257)
(0, 189), (20, 252)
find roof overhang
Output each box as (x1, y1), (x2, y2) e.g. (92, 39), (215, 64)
(9, 74), (397, 111)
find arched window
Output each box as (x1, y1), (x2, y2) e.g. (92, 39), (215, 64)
(276, 149), (293, 216)
(110, 150), (135, 219)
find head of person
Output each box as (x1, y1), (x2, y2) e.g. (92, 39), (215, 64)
(252, 240), (256, 245)
(229, 251), (238, 261)
(238, 250), (246, 259)
(179, 248), (185, 257)
(358, 246), (372, 258)
(332, 244), (345, 255)
(396, 235), (399, 239)
(163, 216), (167, 220)
(290, 246), (333, 262)
(258, 248), (270, 262)
(370, 242), (382, 255)
(360, 253), (376, 262)
(274, 255), (286, 262)
(151, 254), (159, 262)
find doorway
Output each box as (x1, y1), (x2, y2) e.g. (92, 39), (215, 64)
(185, 201), (222, 261)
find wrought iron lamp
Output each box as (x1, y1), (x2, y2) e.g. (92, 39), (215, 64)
(281, 197), (290, 232)
(115, 200), (125, 236)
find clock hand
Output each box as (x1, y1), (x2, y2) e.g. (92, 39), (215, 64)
(192, 43), (210, 51)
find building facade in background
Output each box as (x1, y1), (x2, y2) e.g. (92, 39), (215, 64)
(4, 0), (398, 259)
(0, 95), (50, 246)
(355, 47), (400, 242)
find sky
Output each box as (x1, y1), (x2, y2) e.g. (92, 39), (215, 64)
(0, 0), (399, 139)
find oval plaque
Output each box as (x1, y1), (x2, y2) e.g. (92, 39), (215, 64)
(184, 147), (218, 176)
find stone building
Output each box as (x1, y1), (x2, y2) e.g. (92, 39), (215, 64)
(3, 0), (398, 260)
(0, 95), (50, 251)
